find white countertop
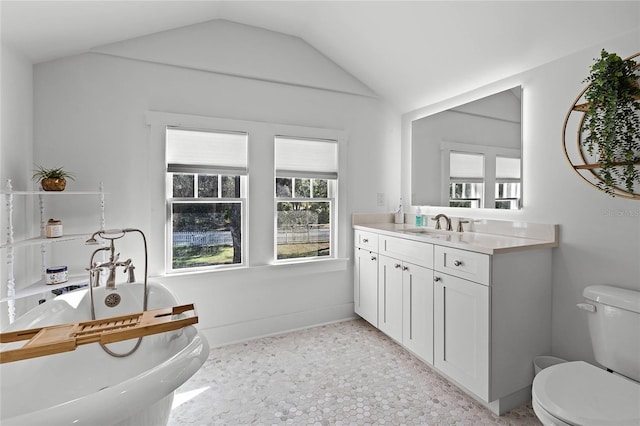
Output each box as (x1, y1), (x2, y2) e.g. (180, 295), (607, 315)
(353, 222), (558, 255)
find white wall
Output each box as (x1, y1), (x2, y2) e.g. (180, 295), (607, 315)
(1, 40), (33, 217)
(402, 29), (640, 364)
(25, 21), (400, 345)
(0, 41), (36, 327)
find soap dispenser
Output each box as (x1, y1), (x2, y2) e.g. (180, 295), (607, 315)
(415, 207), (423, 226)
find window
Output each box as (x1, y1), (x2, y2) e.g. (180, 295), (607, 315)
(449, 152), (484, 208)
(495, 156), (521, 209)
(275, 136), (337, 261)
(166, 127), (247, 271)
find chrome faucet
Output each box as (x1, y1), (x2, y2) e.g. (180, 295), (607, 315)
(432, 214), (453, 231)
(93, 254), (135, 290)
(456, 219), (470, 232)
(85, 230), (136, 290)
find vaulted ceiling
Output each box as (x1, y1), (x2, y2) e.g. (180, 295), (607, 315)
(2, 1), (638, 113)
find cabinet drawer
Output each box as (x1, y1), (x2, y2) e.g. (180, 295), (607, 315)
(434, 246), (490, 285)
(380, 235), (433, 268)
(355, 230), (379, 251)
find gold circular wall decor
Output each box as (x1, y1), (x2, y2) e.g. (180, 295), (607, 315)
(562, 52), (640, 199)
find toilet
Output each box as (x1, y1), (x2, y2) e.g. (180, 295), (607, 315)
(532, 285), (640, 426)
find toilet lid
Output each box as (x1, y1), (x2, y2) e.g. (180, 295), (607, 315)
(533, 361), (640, 426)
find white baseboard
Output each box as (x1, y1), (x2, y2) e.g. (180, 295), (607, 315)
(199, 302), (357, 348)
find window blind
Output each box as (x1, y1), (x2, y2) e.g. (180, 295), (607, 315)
(450, 152), (484, 180)
(275, 136), (338, 179)
(496, 156), (521, 180)
(166, 127), (248, 175)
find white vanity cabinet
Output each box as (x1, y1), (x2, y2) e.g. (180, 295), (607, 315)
(378, 235), (434, 363)
(353, 222), (555, 415)
(433, 268), (490, 400)
(377, 254), (404, 343)
(432, 244), (552, 414)
(401, 260), (434, 365)
(354, 230), (379, 327)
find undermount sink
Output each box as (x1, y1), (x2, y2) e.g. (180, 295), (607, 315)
(402, 228), (454, 239)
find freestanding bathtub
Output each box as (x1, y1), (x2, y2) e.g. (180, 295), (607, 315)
(0, 281), (209, 426)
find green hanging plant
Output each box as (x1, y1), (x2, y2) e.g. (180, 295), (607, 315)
(582, 49), (640, 195)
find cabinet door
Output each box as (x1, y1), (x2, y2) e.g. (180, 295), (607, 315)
(378, 255), (403, 342)
(402, 263), (434, 365)
(434, 273), (489, 401)
(354, 247), (378, 327)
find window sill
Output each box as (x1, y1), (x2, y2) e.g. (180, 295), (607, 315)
(268, 257), (349, 274)
(154, 257), (350, 280)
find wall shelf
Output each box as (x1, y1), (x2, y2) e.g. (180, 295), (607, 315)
(562, 52), (640, 199)
(0, 274), (89, 303)
(0, 234), (91, 250)
(1, 179), (106, 323)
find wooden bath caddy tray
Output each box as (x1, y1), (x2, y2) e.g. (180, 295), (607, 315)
(0, 304), (198, 364)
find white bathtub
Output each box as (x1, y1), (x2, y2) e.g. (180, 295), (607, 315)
(0, 281), (209, 426)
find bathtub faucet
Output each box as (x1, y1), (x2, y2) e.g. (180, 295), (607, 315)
(93, 255), (135, 290)
(84, 227), (150, 358)
(85, 227), (149, 309)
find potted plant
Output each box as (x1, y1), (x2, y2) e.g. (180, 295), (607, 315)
(32, 165), (76, 191)
(582, 49), (640, 195)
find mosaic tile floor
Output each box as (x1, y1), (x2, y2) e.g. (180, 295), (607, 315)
(168, 319), (540, 425)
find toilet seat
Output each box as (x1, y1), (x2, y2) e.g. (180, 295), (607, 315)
(532, 361), (640, 426)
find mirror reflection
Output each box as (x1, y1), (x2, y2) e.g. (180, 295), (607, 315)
(411, 86), (522, 209)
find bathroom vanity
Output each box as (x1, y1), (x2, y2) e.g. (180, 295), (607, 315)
(353, 213), (558, 415)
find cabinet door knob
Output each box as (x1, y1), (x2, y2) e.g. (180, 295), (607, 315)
(453, 260), (463, 267)
(395, 263), (402, 269)
(433, 276), (441, 282)
(402, 266), (409, 271)
(371, 256), (377, 261)
(363, 238), (369, 243)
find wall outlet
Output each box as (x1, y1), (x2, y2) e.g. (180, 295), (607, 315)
(377, 192), (385, 206)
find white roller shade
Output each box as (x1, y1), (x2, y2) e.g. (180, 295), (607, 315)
(275, 136), (338, 179)
(167, 127), (248, 175)
(450, 152), (484, 179)
(496, 156), (521, 180)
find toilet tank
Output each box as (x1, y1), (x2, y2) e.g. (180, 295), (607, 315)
(583, 285), (640, 381)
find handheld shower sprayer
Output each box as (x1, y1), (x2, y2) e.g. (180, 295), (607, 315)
(85, 229), (127, 245)
(84, 227), (150, 358)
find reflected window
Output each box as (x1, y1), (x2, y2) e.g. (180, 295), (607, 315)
(449, 152), (484, 208)
(495, 156), (521, 209)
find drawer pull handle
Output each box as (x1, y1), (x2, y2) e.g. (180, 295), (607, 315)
(453, 260), (463, 267)
(363, 238), (369, 243)
(395, 263), (402, 269)
(402, 266), (409, 271)
(434, 276), (441, 282)
(371, 256), (377, 261)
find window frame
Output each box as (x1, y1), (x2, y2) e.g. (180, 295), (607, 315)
(274, 135), (339, 264)
(165, 126), (248, 273)
(146, 111), (348, 276)
(440, 141), (521, 209)
(274, 177), (337, 262)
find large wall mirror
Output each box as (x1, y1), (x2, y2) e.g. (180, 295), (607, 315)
(411, 86), (522, 209)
